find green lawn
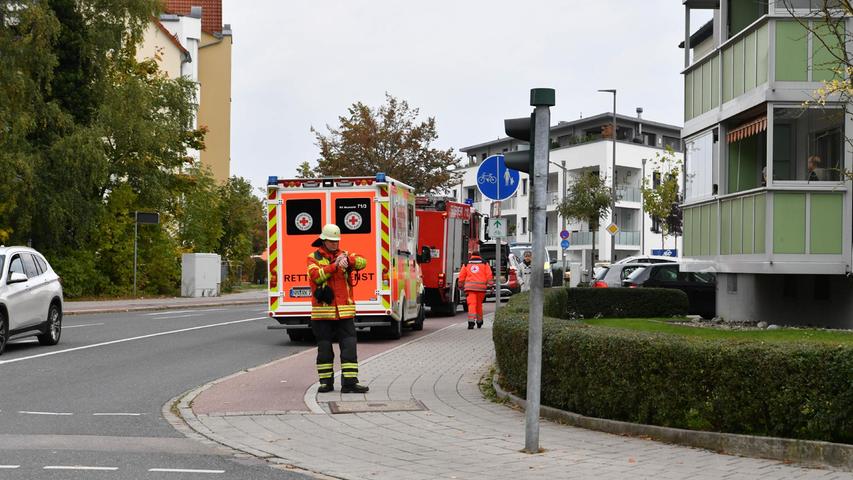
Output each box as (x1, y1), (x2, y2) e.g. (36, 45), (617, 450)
(582, 318), (853, 345)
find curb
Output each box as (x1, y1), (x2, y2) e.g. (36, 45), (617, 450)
(491, 373), (853, 472)
(65, 299), (264, 315)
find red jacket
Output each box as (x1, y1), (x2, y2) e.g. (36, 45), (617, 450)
(458, 255), (493, 293)
(307, 246), (367, 320)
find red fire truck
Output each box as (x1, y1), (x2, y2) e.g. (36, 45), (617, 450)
(415, 197), (482, 316)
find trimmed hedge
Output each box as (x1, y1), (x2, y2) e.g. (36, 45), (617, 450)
(560, 287), (689, 318)
(493, 290), (853, 444)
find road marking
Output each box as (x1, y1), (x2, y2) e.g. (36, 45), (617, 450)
(93, 413), (143, 416)
(44, 465), (118, 471)
(64, 323), (104, 329)
(149, 468), (225, 474)
(0, 317), (266, 365)
(0, 465), (20, 469)
(19, 411), (73, 416)
(145, 308), (226, 316)
(157, 314), (203, 319)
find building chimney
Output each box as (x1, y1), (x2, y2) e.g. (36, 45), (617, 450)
(636, 107), (643, 119)
(189, 6), (202, 18)
(636, 107), (644, 139)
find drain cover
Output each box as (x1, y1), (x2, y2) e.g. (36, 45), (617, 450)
(327, 400), (427, 414)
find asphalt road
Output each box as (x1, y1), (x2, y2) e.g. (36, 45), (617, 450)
(0, 304), (316, 480)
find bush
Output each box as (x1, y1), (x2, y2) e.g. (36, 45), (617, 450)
(493, 291), (853, 443)
(560, 287), (688, 318)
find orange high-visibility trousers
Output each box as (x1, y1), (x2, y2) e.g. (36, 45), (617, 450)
(466, 291), (485, 326)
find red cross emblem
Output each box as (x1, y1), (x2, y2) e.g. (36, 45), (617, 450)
(295, 213), (313, 231)
(344, 212), (362, 230)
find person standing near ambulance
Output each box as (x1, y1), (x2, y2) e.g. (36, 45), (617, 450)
(307, 224), (370, 393)
(457, 250), (493, 329)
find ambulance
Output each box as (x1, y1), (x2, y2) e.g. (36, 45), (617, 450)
(266, 173), (429, 342)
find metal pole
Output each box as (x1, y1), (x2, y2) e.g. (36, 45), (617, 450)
(495, 169), (501, 310)
(641, 158), (647, 255)
(611, 92), (617, 263)
(561, 161), (567, 279)
(133, 211), (138, 298)
(525, 97), (551, 454)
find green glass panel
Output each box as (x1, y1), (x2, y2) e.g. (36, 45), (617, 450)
(692, 206), (701, 256)
(810, 193), (843, 254)
(773, 193), (806, 254)
(775, 20), (808, 81)
(723, 47), (734, 102)
(812, 21), (845, 83)
(743, 196), (755, 254)
(757, 23), (769, 84)
(694, 63), (703, 117)
(745, 31), (757, 91)
(755, 193), (766, 254)
(732, 197), (743, 254)
(703, 61), (712, 113)
(733, 39), (745, 97)
(685, 73), (693, 120)
(700, 204), (711, 256)
(709, 203), (720, 255)
(721, 200), (732, 255)
(730, 0), (761, 36)
(683, 208), (692, 256)
(712, 54), (721, 107)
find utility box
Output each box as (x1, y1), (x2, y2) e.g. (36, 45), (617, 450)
(181, 253), (221, 297)
(569, 262), (582, 288)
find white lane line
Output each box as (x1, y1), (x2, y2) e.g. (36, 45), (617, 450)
(64, 323), (104, 329)
(0, 317), (266, 365)
(44, 465), (118, 471)
(19, 411), (73, 416)
(157, 314), (203, 319)
(145, 308), (227, 316)
(93, 412), (143, 416)
(148, 468), (224, 474)
(0, 465), (20, 469)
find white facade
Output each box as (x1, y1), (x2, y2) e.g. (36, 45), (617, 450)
(454, 114), (683, 267)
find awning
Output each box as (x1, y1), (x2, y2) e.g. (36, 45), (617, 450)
(727, 116), (767, 143)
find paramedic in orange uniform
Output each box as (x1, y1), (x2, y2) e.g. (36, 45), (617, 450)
(307, 224), (370, 393)
(457, 250), (493, 329)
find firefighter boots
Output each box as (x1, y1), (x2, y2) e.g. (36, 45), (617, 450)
(468, 322), (475, 329)
(318, 383), (334, 393)
(341, 383), (369, 394)
(476, 321), (483, 328)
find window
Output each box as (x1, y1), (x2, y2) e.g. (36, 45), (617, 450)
(773, 106), (843, 182)
(643, 132), (656, 147)
(407, 204), (415, 236)
(651, 265), (679, 282)
(521, 217), (527, 234)
(285, 199), (322, 235)
(8, 255), (24, 276)
(22, 254), (38, 278)
(335, 198), (372, 235)
(662, 136), (681, 152)
(685, 131), (715, 200)
(521, 178), (528, 196)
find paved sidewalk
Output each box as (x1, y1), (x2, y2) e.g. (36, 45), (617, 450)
(64, 289), (266, 315)
(184, 315), (852, 480)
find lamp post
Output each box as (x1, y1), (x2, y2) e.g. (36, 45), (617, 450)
(598, 89), (617, 263)
(641, 158), (647, 255)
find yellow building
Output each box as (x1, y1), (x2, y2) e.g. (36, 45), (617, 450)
(196, 24), (233, 184)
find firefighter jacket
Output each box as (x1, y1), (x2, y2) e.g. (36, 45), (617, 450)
(458, 255), (493, 293)
(307, 246), (367, 320)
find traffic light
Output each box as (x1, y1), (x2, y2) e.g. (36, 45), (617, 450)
(666, 201), (683, 236)
(503, 113), (535, 174)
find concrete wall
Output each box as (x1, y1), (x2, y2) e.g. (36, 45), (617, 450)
(717, 272), (853, 329)
(137, 21), (184, 79)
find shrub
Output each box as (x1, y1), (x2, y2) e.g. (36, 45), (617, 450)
(493, 290), (853, 444)
(559, 287), (688, 318)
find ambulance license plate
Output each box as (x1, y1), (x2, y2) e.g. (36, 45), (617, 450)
(289, 287), (312, 298)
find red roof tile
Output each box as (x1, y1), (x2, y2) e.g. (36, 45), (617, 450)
(164, 0), (222, 34)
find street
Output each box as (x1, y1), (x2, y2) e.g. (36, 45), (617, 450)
(0, 304), (314, 479)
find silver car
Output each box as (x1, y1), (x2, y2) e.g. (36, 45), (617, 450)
(0, 246), (64, 355)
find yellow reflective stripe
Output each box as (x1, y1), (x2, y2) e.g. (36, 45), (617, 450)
(341, 363), (358, 368)
(318, 373), (333, 379)
(342, 373), (359, 377)
(317, 363), (334, 369)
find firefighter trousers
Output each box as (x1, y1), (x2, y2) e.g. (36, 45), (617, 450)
(466, 291), (485, 326)
(311, 318), (359, 386)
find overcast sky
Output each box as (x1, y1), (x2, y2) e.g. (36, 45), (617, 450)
(221, 1), (712, 193)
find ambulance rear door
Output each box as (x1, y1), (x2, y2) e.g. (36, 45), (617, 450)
(275, 189), (327, 318)
(329, 188), (383, 316)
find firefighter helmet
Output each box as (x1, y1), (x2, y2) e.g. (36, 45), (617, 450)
(319, 224), (341, 241)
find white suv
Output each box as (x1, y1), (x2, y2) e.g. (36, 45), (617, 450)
(0, 246), (64, 355)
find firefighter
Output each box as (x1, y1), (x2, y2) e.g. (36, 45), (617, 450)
(307, 224), (370, 394)
(457, 250), (493, 329)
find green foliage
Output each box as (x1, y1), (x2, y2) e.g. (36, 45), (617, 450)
(493, 291), (853, 443)
(177, 165), (223, 253)
(311, 93), (462, 194)
(295, 161), (316, 178)
(641, 147), (681, 245)
(560, 287), (688, 318)
(218, 176), (264, 261)
(557, 169), (611, 261)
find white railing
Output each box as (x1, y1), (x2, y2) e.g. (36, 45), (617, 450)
(616, 186), (641, 203)
(615, 230), (640, 246)
(570, 231), (594, 246)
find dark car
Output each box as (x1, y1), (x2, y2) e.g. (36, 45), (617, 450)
(622, 263), (716, 319)
(477, 243), (521, 300)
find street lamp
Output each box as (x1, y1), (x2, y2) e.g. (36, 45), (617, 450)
(598, 89), (617, 263)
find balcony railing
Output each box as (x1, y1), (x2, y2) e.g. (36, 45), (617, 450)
(570, 231), (594, 246)
(615, 230), (640, 246)
(616, 186), (641, 203)
(547, 191), (561, 206)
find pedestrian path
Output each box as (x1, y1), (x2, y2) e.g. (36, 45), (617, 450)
(187, 315), (851, 480)
(65, 289), (266, 315)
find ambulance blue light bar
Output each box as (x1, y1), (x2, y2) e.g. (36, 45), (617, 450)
(267, 176), (278, 185)
(375, 172), (386, 182)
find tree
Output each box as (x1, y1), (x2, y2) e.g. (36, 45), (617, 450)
(311, 93), (461, 193)
(557, 170), (612, 267)
(295, 161), (316, 178)
(641, 147), (682, 250)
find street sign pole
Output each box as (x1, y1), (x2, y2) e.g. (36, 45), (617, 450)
(477, 156), (519, 314)
(495, 174), (501, 310)
(525, 88), (554, 454)
(133, 212), (138, 298)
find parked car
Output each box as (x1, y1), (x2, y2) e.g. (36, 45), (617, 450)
(622, 263), (716, 319)
(593, 262), (650, 288)
(478, 243), (522, 300)
(508, 242), (553, 287)
(0, 246), (64, 355)
(614, 255), (677, 265)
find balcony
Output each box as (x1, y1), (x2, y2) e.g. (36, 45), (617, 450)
(682, 189), (848, 274)
(616, 186), (641, 203)
(569, 231), (595, 247)
(615, 230), (640, 246)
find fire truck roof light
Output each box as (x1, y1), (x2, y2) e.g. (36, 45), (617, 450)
(268, 176), (278, 185)
(375, 172), (386, 182)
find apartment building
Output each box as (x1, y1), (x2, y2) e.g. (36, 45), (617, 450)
(453, 113), (683, 268)
(680, 0), (852, 327)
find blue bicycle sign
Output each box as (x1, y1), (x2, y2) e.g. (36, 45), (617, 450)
(476, 155), (519, 201)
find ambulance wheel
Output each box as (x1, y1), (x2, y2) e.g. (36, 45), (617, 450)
(412, 305), (425, 331)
